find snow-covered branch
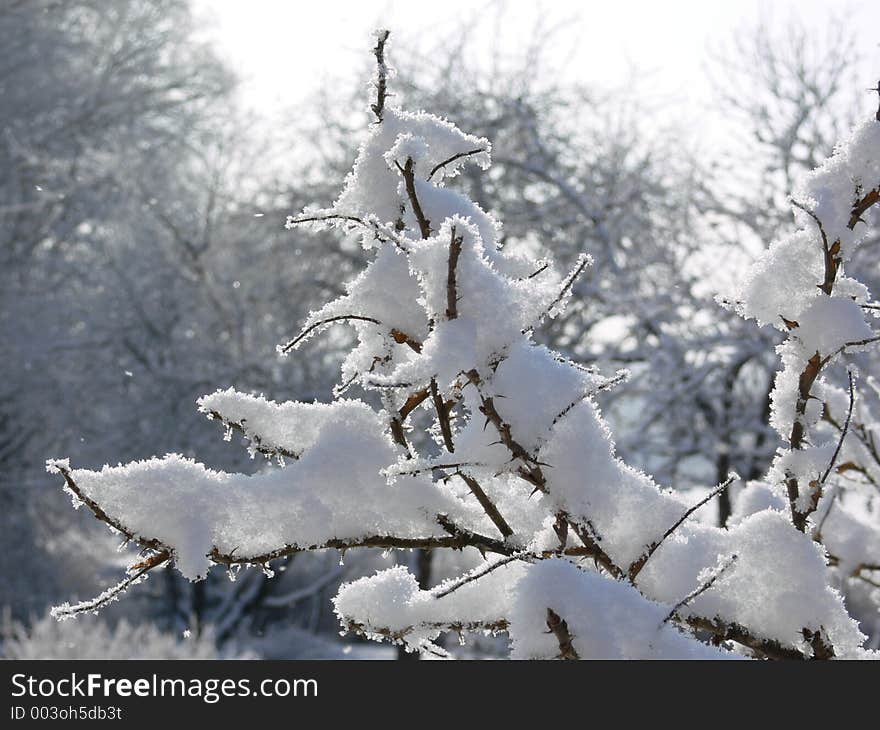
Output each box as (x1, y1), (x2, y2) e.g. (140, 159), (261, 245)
(46, 31), (879, 660)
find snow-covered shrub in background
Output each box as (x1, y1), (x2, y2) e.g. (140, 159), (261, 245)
(46, 32), (880, 659)
(1, 613), (250, 660)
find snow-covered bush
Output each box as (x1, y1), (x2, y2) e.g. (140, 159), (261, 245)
(1, 613), (250, 660)
(47, 32), (880, 659)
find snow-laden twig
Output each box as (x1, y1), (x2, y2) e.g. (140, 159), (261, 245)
(51, 552), (170, 620)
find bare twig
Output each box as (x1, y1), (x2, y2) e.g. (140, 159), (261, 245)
(432, 553), (526, 599)
(430, 379), (455, 452)
(285, 213), (408, 251)
(549, 370), (630, 429)
(51, 551), (170, 620)
(427, 148), (486, 181)
(818, 371), (855, 488)
(396, 157), (432, 239)
(662, 554), (738, 626)
(399, 388), (430, 420)
(446, 225), (462, 320)
(391, 461), (487, 477)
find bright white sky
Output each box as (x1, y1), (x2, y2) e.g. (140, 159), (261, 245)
(197, 0), (880, 122)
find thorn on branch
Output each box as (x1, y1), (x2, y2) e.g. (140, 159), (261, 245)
(432, 553), (526, 599)
(51, 551), (170, 620)
(546, 608), (580, 660)
(285, 213), (409, 252)
(526, 262), (550, 280)
(430, 379), (455, 452)
(549, 369), (630, 430)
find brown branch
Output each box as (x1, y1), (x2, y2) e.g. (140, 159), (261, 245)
(566, 518), (624, 579)
(388, 416), (412, 458)
(392, 461), (487, 477)
(52, 463), (166, 553)
(849, 187), (880, 230)
(446, 225), (462, 320)
(546, 608), (580, 660)
(430, 378), (455, 452)
(370, 30), (390, 123)
(286, 213), (367, 228)
(458, 472), (514, 539)
(786, 352), (825, 530)
(399, 388), (430, 419)
(526, 262), (550, 279)
(210, 525), (516, 567)
(279, 314), (378, 354)
(434, 513), (515, 557)
(464, 369), (623, 576)
(342, 618), (508, 646)
(389, 329), (423, 352)
(682, 616), (819, 661)
(397, 157), (432, 239)
(465, 369), (544, 485)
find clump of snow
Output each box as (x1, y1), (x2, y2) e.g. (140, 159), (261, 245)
(737, 229), (824, 327)
(508, 559), (733, 659)
(52, 419), (477, 580)
(794, 297), (874, 356)
(316, 107), (491, 245)
(197, 390), (389, 458)
(799, 118), (880, 258)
